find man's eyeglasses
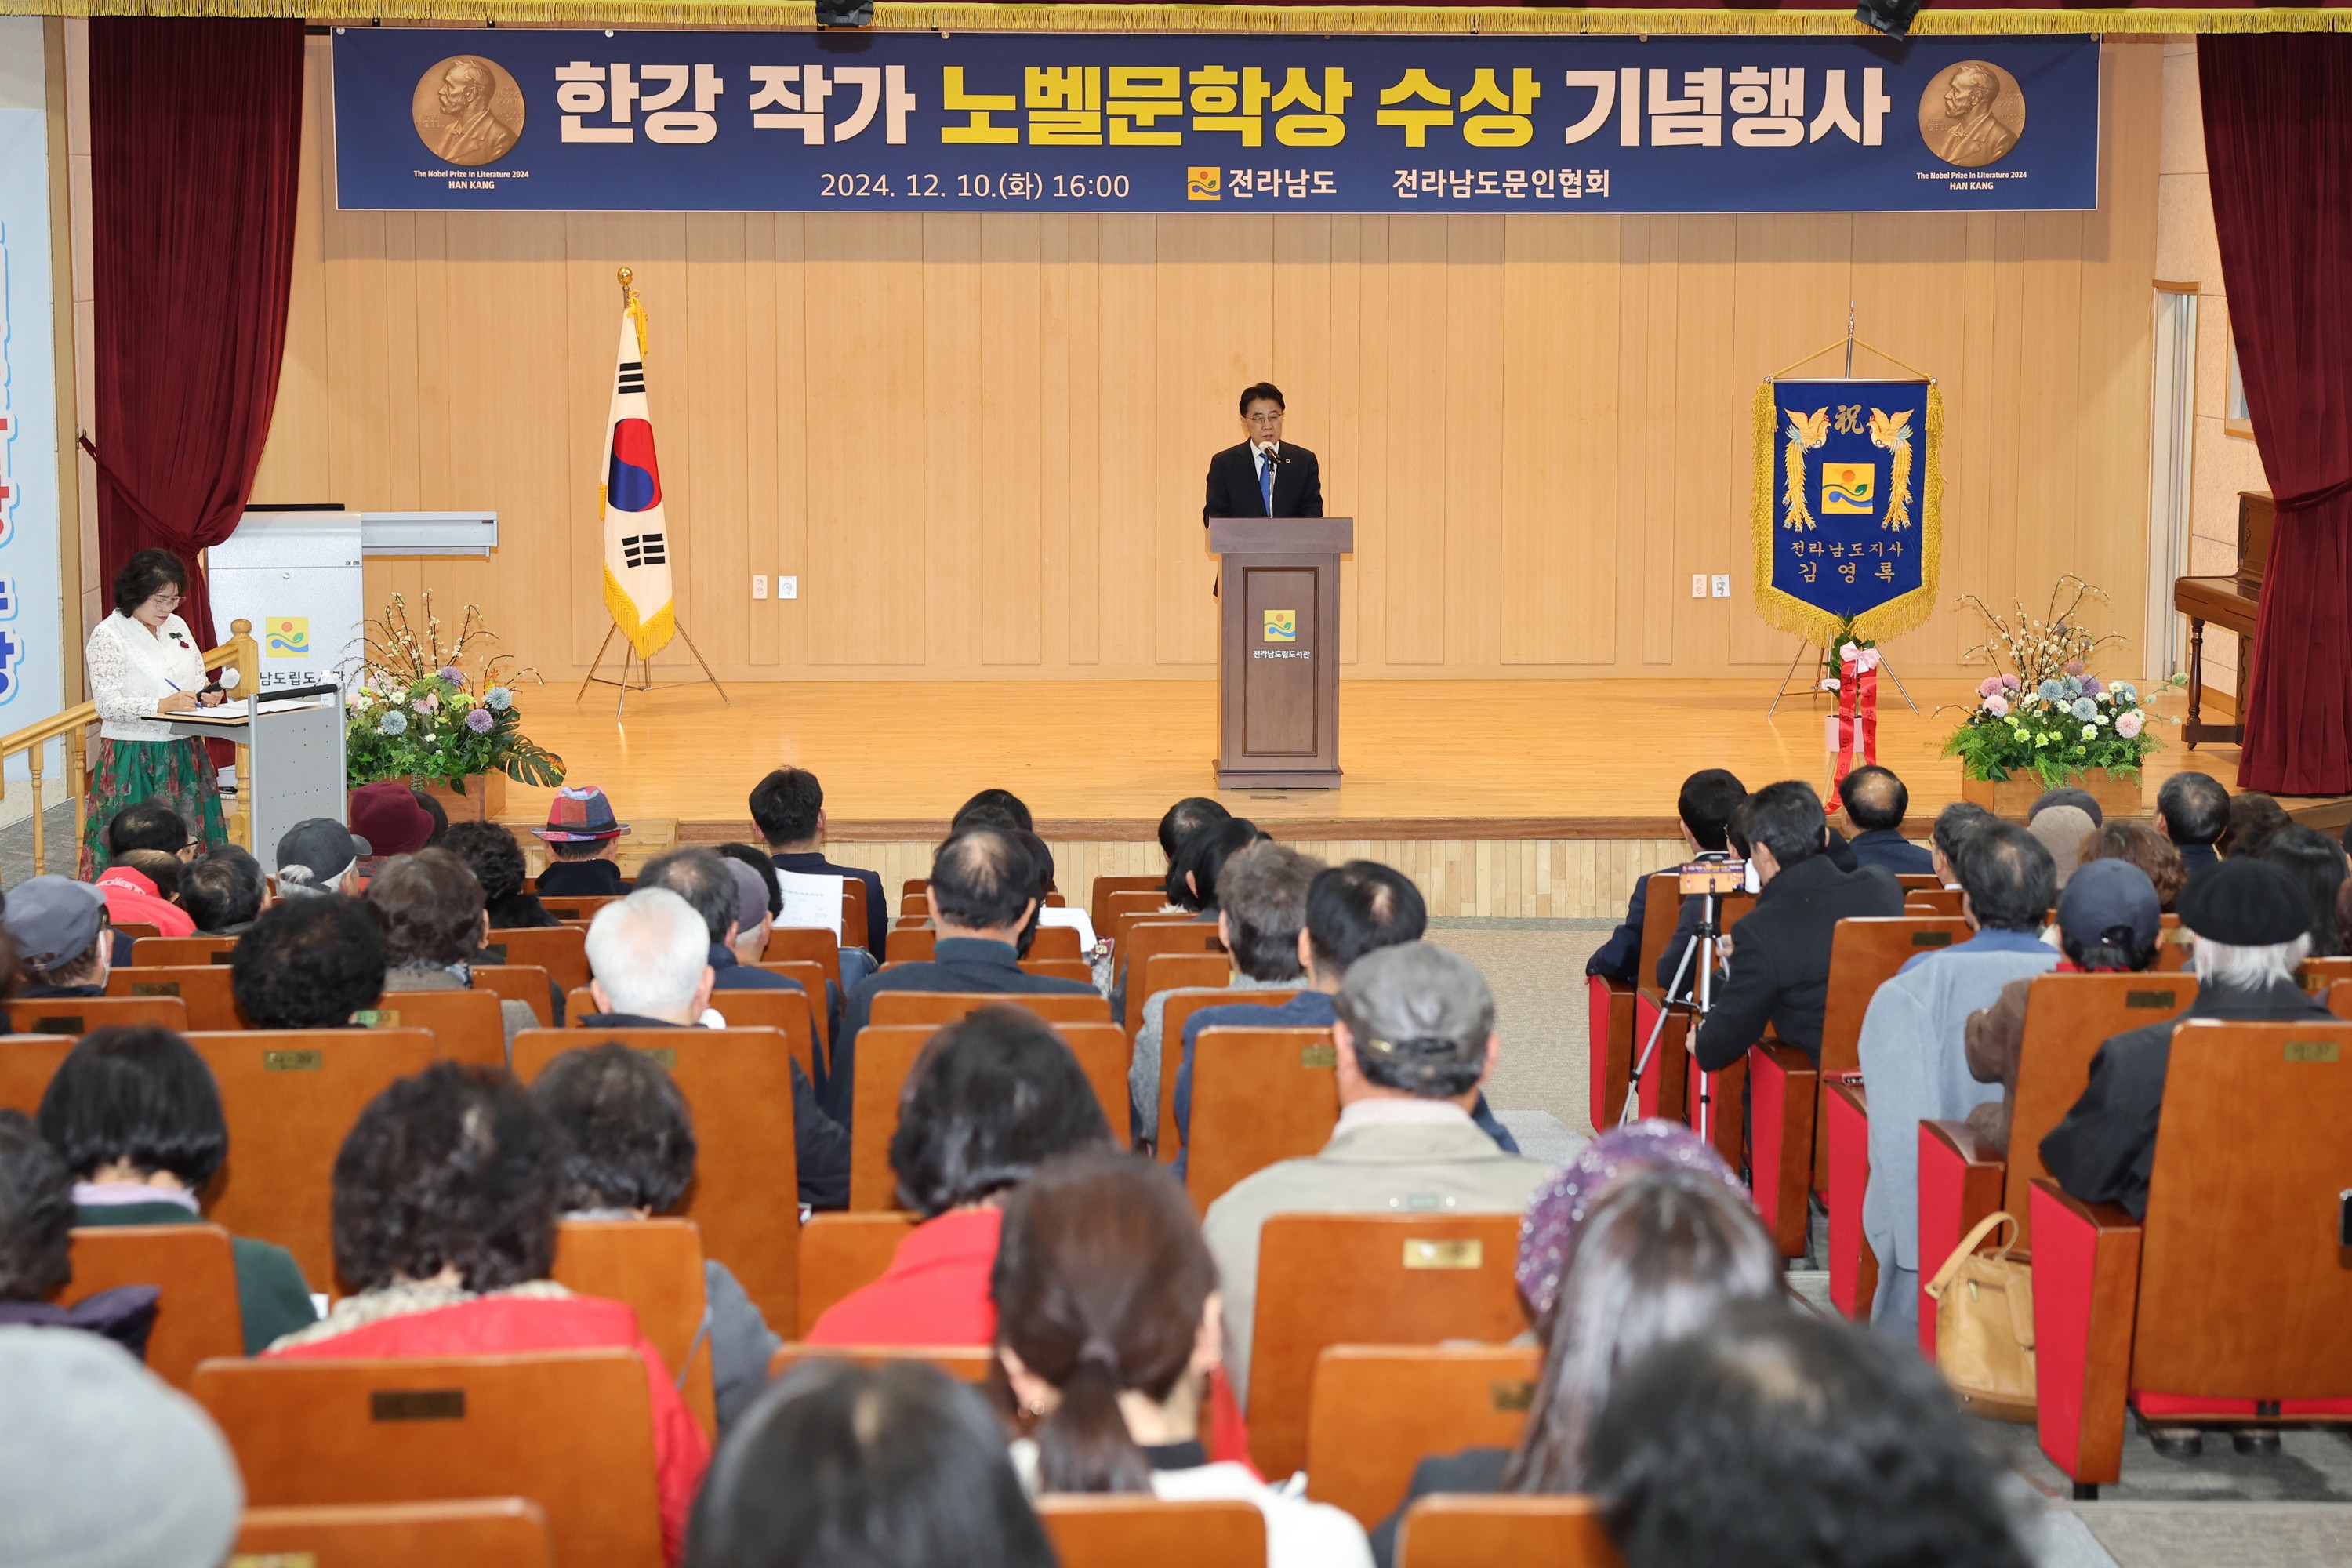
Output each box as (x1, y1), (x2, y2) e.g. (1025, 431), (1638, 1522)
(1244, 412), (1283, 426)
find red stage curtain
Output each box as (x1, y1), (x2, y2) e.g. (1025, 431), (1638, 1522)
(2198, 38), (2352, 796)
(88, 18), (304, 649)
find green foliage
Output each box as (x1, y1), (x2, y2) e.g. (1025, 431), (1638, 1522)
(344, 593), (567, 791)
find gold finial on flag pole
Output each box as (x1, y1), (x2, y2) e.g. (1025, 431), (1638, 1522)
(617, 265), (634, 310)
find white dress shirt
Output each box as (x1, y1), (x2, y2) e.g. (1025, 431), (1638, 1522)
(86, 610), (206, 742)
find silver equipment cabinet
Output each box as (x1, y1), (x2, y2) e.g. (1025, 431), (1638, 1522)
(166, 684), (348, 875)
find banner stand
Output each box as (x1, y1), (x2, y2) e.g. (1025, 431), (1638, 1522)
(576, 616), (728, 718)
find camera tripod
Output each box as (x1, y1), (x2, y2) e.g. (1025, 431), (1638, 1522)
(1620, 884), (1730, 1144)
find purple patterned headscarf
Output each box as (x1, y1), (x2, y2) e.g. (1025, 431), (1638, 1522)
(1516, 1120), (1747, 1319)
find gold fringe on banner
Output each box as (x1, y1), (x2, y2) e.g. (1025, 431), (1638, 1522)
(5, 1), (2349, 33)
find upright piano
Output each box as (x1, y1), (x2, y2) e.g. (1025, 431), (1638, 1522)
(2172, 490), (2271, 749)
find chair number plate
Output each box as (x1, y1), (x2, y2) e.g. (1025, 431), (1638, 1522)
(369, 1388), (465, 1421)
(1403, 1239), (1483, 1270)
(1300, 1045), (1337, 1068)
(263, 1050), (323, 1073)
(2284, 1040), (2340, 1063)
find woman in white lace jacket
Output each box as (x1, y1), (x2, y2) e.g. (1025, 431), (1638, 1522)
(80, 550), (229, 876)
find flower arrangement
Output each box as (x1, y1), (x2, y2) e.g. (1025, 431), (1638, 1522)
(343, 593), (566, 794)
(1939, 578), (2170, 789)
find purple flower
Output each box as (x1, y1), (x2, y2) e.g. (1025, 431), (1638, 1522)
(464, 707), (495, 734)
(437, 664), (466, 685)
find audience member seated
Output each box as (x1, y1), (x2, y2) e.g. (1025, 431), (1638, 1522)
(1928, 800), (1993, 890)
(1858, 821), (2058, 1334)
(412, 788), (448, 848)
(230, 896), (387, 1029)
(2075, 818), (2186, 913)
(2024, 804), (2096, 891)
(1584, 1303), (2033, 1568)
(1586, 770), (1745, 989)
(1837, 765), (1933, 877)
(2029, 786), (2103, 827)
(348, 779), (438, 870)
(38, 1025), (318, 1352)
(1688, 782), (1905, 1073)
(583, 890), (848, 1210)
(713, 844), (783, 962)
(0, 1327), (242, 1568)
(2043, 857), (2332, 1219)
(0, 1109), (159, 1355)
(445, 818), (561, 929)
(1962, 861), (2163, 1154)
(2154, 771), (2227, 891)
(1159, 795), (1232, 896)
(639, 848), (804, 996)
(365, 848), (539, 1050)
(751, 767), (888, 956)
(532, 1042), (783, 1433)
(2256, 824), (2347, 957)
(953, 788), (1035, 834)
(5, 877), (114, 999)
(97, 848), (196, 938)
(533, 785), (633, 898)
(106, 797), (195, 865)
(272, 817), (367, 898)
(2218, 790), (2290, 860)
(1368, 1142), (1780, 1567)
(1112, 815), (1267, 1025)
(687, 1358), (1055, 1568)
(1174, 862), (1519, 1163)
(1203, 942), (1551, 1403)
(831, 829), (1096, 1129)
(263, 1061), (710, 1562)
(1133, 840), (1321, 1143)
(994, 1149), (1372, 1566)
(178, 845), (265, 937)
(808, 1005), (1109, 1346)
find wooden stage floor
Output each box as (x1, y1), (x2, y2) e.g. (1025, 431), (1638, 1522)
(507, 676), (2251, 842)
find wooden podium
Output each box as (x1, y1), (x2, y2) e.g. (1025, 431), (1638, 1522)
(1209, 517), (1354, 789)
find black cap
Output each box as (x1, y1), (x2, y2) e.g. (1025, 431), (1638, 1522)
(2176, 856), (2312, 946)
(2029, 786), (2104, 827)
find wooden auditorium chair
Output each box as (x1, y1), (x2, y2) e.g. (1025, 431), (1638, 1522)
(1089, 874), (1166, 939)
(1136, 953), (1235, 1040)
(757, 957), (832, 1048)
(0, 1033), (75, 1116)
(1027, 924), (1086, 962)
(1905, 886), (1965, 917)
(1914, 972), (2195, 1347)
(2302, 954), (2352, 993)
(235, 1499), (554, 1568)
(840, 880), (870, 954)
(192, 1027), (441, 1290)
(1394, 1497), (1620, 1568)
(761, 925), (843, 988)
(1019, 958), (1096, 985)
(113, 921), (161, 942)
(1037, 1497), (1267, 1568)
(2031, 1018), (2352, 1497)
(106, 964), (248, 1030)
(65, 1224), (242, 1389)
(1305, 1345), (1541, 1527)
(1182, 1027), (1338, 1212)
(514, 1027), (800, 1323)
(2, 992), (190, 1039)
(537, 893), (626, 924)
(703, 988), (821, 1080)
(1155, 988), (1302, 1161)
(1247, 1212), (1528, 1479)
(357, 989), (506, 1068)
(194, 1350), (664, 1568)
(471, 964), (556, 1027)
(481, 927), (590, 993)
(2330, 980), (2352, 1022)
(1590, 873), (1755, 1140)
(119, 935), (238, 967)
(1119, 922), (1229, 1032)
(795, 1212), (915, 1335)
(885, 927), (936, 964)
(867, 990), (1111, 1028)
(767, 1341), (993, 1383)
(550, 1218), (717, 1438)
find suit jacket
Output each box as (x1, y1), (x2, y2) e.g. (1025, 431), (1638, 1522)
(829, 938), (1098, 1127)
(707, 945), (804, 993)
(1688, 852), (1906, 1071)
(771, 850), (889, 955)
(536, 858), (629, 897)
(1203, 440), (1323, 524)
(1846, 828), (1936, 877)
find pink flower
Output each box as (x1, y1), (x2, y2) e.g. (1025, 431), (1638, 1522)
(2001, 673), (2023, 691)
(413, 691), (440, 716)
(2064, 659), (2086, 677)
(1983, 694), (2010, 718)
(2115, 709), (2144, 739)
(1978, 677), (2004, 698)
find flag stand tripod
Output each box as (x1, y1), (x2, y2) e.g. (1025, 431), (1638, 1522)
(577, 622), (730, 718)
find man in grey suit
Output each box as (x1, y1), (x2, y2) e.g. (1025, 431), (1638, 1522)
(1201, 942), (1556, 1405)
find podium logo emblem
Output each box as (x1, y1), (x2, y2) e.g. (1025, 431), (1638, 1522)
(1821, 462), (1875, 515)
(1263, 610), (1297, 643)
(265, 617), (310, 658)
(1187, 166), (1222, 201)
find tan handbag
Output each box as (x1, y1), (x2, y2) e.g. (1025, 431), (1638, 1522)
(1925, 1210), (2036, 1421)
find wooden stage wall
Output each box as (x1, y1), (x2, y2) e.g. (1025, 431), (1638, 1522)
(253, 38), (2165, 686)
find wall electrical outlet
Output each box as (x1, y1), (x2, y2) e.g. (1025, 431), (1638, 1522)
(1711, 574), (1732, 598)
(751, 575), (768, 600)
(1690, 574), (1708, 599)
(779, 575), (799, 601)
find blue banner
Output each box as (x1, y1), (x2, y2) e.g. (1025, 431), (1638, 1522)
(1752, 376), (1942, 644)
(332, 30), (2098, 214)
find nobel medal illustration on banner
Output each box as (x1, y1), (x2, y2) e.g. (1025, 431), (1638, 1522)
(1751, 375), (1943, 646)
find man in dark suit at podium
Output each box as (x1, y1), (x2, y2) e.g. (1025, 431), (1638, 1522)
(1204, 382), (1323, 527)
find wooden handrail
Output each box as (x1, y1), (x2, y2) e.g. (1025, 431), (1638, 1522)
(0, 619), (260, 876)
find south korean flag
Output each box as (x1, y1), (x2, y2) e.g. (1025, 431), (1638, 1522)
(599, 300), (676, 659)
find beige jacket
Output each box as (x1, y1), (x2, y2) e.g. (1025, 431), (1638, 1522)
(1201, 1104), (1552, 1406)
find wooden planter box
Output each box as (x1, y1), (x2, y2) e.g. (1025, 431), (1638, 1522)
(419, 771), (508, 823)
(1958, 768), (2141, 821)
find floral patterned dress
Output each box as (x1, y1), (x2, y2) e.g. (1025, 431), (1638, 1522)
(81, 610), (228, 877)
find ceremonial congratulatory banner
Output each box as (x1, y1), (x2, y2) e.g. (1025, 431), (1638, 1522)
(336, 31), (2097, 215)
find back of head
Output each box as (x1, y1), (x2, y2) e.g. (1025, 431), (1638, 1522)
(36, 1025), (227, 1189)
(332, 1061), (563, 1293)
(1676, 770), (1747, 852)
(989, 1149), (1215, 1494)
(105, 799), (189, 858)
(1587, 1302), (2030, 1568)
(1931, 800), (1993, 866)
(1953, 821), (2057, 933)
(118, 848), (183, 902)
(0, 1109), (73, 1302)
(929, 829), (1038, 933)
(2053, 860), (2163, 974)
(365, 848), (488, 968)
(2027, 786), (2104, 828)
(1215, 841), (1323, 982)
(178, 848), (263, 933)
(1743, 781), (1827, 869)
(688, 1358), (1053, 1568)
(2220, 791), (2291, 858)
(532, 1042), (698, 1214)
(750, 768), (826, 849)
(1508, 1167), (1784, 1492)
(641, 848), (742, 946)
(889, 1006), (1111, 1218)
(950, 789), (1033, 834)
(0, 1327), (244, 1568)
(2257, 824), (2348, 958)
(1334, 942), (1495, 1100)
(1305, 860), (1427, 976)
(1835, 766), (1908, 834)
(230, 896), (387, 1029)
(2024, 804), (2097, 890)
(2075, 820), (2185, 911)
(2182, 855), (2314, 990)
(442, 819), (530, 907)
(1170, 817), (1265, 913)
(1156, 796), (1229, 864)
(585, 888), (712, 1018)
(715, 843), (783, 923)
(2156, 770), (2229, 848)
(6, 876), (110, 988)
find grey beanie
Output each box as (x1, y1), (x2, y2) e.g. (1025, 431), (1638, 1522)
(1333, 942), (1497, 1073)
(0, 1327), (243, 1568)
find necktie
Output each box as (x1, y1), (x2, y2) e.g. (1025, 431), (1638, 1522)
(1259, 450), (1276, 514)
